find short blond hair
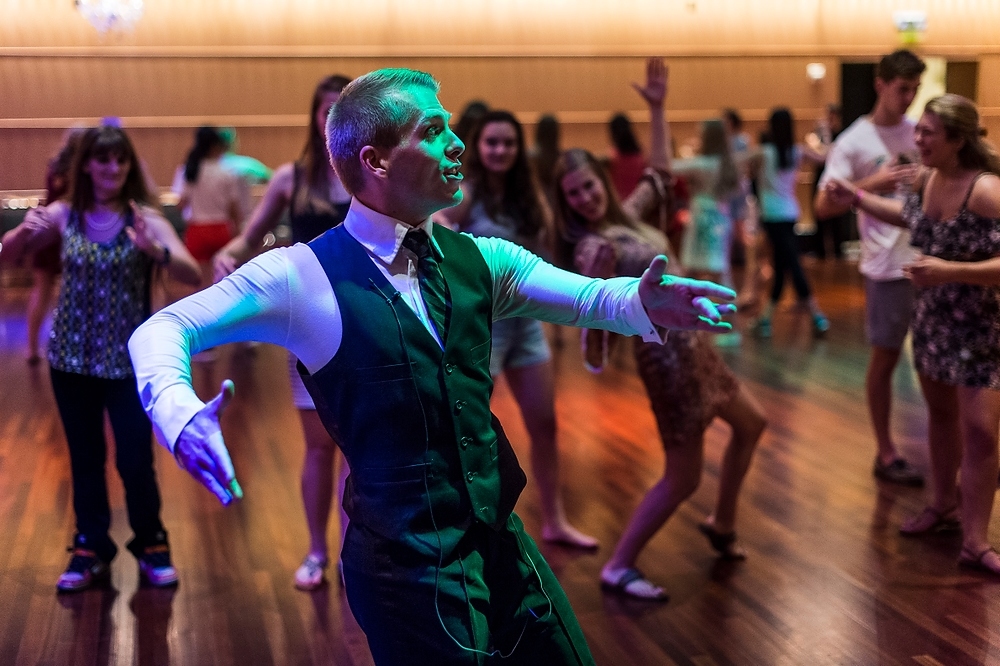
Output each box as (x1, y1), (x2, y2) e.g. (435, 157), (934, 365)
(326, 68), (440, 194)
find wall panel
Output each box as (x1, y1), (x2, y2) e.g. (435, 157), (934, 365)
(1, 0), (997, 190)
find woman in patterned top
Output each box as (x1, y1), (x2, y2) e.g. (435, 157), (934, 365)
(554, 59), (767, 600)
(825, 94), (1000, 575)
(213, 74), (355, 590)
(1, 126), (200, 591)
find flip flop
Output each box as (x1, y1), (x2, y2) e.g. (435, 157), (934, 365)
(958, 547), (1000, 575)
(698, 523), (747, 560)
(600, 568), (668, 602)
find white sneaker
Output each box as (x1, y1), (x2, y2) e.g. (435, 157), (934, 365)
(294, 554), (328, 591)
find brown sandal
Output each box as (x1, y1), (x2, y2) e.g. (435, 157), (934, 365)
(898, 506), (961, 536)
(958, 547), (1000, 575)
(698, 523), (747, 560)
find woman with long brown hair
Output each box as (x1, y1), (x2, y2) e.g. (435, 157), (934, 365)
(1, 126), (200, 591)
(752, 108), (828, 337)
(554, 60), (767, 600)
(213, 74), (354, 590)
(438, 108), (598, 549)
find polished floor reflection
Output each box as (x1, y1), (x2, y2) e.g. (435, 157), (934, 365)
(0, 259), (997, 665)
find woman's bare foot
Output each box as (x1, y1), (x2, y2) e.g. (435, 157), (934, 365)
(542, 523), (599, 550)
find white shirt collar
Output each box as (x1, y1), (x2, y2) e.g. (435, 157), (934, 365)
(343, 198), (434, 265)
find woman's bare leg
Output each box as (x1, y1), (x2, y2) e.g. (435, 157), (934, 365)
(299, 409), (337, 561)
(916, 375), (962, 514)
(956, 386), (1000, 573)
(704, 384), (767, 543)
(602, 440), (704, 573)
(505, 361), (598, 549)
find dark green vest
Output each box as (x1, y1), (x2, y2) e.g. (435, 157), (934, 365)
(301, 225), (526, 556)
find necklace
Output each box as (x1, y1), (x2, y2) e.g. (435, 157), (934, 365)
(85, 209), (124, 233)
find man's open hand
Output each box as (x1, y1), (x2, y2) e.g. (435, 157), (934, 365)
(638, 255), (737, 331)
(174, 379), (243, 505)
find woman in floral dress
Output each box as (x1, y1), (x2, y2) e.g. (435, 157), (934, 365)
(826, 94), (1000, 575)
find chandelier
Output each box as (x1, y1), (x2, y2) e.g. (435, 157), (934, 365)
(75, 0), (144, 33)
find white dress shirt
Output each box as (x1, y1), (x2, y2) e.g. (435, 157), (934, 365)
(129, 198), (662, 451)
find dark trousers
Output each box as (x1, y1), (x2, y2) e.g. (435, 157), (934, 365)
(50, 368), (165, 562)
(763, 220), (812, 304)
(342, 514), (595, 666)
(814, 213), (852, 260)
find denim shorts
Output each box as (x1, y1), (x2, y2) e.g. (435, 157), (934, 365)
(489, 317), (552, 378)
(864, 277), (914, 350)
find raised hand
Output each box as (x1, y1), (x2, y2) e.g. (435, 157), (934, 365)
(24, 206), (53, 233)
(173, 379), (243, 505)
(124, 200), (163, 259)
(632, 58), (668, 108)
(638, 255), (737, 331)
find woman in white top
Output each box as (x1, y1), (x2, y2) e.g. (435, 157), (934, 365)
(752, 108), (828, 337)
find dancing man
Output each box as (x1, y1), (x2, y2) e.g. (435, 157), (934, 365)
(129, 68), (737, 665)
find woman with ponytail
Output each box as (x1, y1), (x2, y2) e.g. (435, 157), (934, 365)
(174, 125), (250, 287)
(825, 94), (1000, 575)
(752, 108), (828, 338)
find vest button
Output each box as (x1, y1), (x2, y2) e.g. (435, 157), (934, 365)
(460, 436), (472, 449)
(455, 400), (465, 413)
(444, 363), (455, 375)
(466, 471), (476, 482)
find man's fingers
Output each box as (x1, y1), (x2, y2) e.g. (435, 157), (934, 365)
(178, 439), (239, 505)
(207, 379), (236, 417)
(716, 303), (738, 317)
(206, 430), (238, 487)
(692, 296), (724, 322)
(190, 466), (235, 505)
(645, 255), (669, 280)
(694, 317), (733, 332)
(687, 279), (737, 302)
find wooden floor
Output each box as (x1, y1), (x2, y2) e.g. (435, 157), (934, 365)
(1, 259), (998, 666)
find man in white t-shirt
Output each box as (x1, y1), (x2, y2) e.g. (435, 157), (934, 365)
(815, 50), (925, 486)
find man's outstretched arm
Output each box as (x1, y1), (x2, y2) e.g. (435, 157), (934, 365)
(480, 237), (735, 337)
